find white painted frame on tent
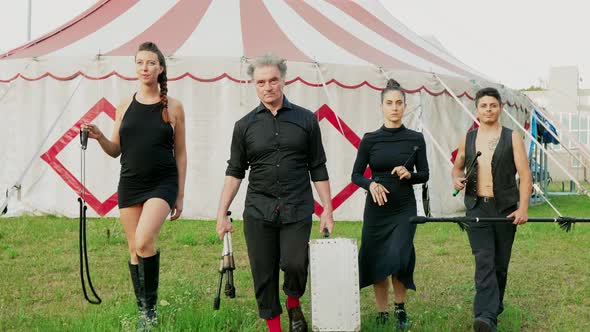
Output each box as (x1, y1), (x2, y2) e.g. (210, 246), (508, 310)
(309, 237), (361, 332)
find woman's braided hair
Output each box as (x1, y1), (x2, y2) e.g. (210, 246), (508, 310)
(137, 42), (169, 123)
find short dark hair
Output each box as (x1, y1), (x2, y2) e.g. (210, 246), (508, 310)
(475, 87), (502, 107)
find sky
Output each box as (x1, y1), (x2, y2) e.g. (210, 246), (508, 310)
(0, 0), (588, 89)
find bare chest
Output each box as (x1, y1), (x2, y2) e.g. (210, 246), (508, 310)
(475, 133), (500, 195)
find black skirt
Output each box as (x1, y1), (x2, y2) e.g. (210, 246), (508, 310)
(118, 176), (178, 210)
(358, 177), (417, 290)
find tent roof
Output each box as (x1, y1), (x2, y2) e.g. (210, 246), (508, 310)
(1, 0), (486, 79)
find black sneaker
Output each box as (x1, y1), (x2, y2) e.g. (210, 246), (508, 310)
(473, 317), (493, 332)
(287, 306), (308, 332)
(137, 310), (157, 332)
(394, 304), (411, 330)
(376, 312), (389, 327)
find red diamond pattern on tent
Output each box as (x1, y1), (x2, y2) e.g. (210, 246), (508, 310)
(313, 104), (371, 217)
(41, 98), (118, 216)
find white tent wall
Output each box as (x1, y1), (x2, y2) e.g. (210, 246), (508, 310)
(0, 56), (530, 219)
(420, 92), (473, 216)
(1, 68), (136, 217)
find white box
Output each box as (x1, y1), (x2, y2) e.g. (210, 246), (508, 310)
(309, 237), (361, 331)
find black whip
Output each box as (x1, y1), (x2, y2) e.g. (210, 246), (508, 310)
(391, 146), (419, 179)
(453, 151), (482, 196)
(2, 189), (7, 215)
(403, 145), (420, 169)
(79, 127), (101, 304)
(422, 183), (431, 217)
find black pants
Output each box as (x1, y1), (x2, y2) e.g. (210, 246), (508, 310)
(466, 197), (517, 328)
(243, 214), (313, 319)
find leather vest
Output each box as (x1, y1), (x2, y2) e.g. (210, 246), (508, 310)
(464, 127), (519, 212)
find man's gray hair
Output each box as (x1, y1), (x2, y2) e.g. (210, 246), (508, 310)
(247, 53), (287, 79)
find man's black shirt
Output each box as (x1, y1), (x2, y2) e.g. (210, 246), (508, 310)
(226, 96), (329, 223)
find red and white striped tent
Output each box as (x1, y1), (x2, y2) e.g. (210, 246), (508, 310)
(0, 0), (531, 219)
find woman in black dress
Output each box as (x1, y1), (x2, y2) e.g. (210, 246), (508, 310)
(351, 79), (429, 329)
(82, 42), (187, 330)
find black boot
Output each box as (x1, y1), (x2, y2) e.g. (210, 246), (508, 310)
(287, 305), (308, 332)
(137, 250), (160, 331)
(394, 303), (410, 330)
(128, 262), (141, 310)
(375, 312), (389, 328)
(473, 317), (495, 332)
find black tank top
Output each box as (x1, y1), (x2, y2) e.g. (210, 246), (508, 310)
(119, 95), (177, 183)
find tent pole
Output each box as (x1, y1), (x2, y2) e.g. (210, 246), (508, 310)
(421, 125), (454, 169)
(534, 180), (563, 217)
(420, 123), (464, 206)
(543, 143), (549, 194)
(527, 97), (590, 161)
(313, 62), (344, 135)
(27, 0), (32, 41)
(0, 61), (34, 106)
(433, 73), (480, 124)
(501, 105), (590, 198)
(239, 56), (248, 108)
(529, 108), (590, 170)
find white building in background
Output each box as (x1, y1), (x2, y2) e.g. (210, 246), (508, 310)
(524, 66), (589, 182)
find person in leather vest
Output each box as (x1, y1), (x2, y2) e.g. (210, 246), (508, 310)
(452, 87), (532, 332)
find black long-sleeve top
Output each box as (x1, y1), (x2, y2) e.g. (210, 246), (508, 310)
(351, 125), (429, 190)
(226, 96), (329, 223)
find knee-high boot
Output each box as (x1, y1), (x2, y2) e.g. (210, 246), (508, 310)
(137, 250), (160, 331)
(128, 261), (141, 311)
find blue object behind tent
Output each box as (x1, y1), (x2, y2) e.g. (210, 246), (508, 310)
(534, 110), (559, 144)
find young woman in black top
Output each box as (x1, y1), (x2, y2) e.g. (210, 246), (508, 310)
(351, 79), (429, 329)
(82, 42), (187, 330)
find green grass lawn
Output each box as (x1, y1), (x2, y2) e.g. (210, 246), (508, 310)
(1, 195), (589, 331)
(547, 180), (589, 193)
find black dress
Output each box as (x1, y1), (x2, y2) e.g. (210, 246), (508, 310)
(117, 94), (178, 209)
(351, 125), (429, 289)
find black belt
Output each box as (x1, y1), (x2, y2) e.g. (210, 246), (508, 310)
(372, 173), (399, 182)
(477, 196), (495, 203)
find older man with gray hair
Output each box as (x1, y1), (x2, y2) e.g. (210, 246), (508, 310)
(215, 53), (335, 332)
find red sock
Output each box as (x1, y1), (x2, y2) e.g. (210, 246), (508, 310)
(266, 315), (281, 332)
(286, 296), (300, 309)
